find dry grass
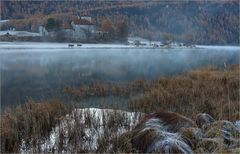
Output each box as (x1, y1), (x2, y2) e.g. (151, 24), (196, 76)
(1, 64), (239, 153)
(0, 99), (67, 153)
(130, 65), (240, 120)
(64, 65), (239, 120)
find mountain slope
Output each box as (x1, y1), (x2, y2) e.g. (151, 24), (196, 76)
(1, 1), (239, 44)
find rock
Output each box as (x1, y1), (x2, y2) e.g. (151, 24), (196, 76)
(196, 113), (215, 128)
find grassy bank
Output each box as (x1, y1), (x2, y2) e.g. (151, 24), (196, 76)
(130, 64), (239, 120)
(65, 64), (240, 120)
(1, 64), (239, 153)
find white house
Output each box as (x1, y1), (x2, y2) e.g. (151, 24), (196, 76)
(71, 16), (96, 40)
(62, 22), (74, 39)
(38, 16), (97, 41)
(38, 26), (48, 36)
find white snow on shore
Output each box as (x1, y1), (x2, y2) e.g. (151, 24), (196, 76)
(196, 45), (240, 50)
(0, 42), (239, 52)
(0, 42), (132, 50)
(0, 31), (41, 37)
(0, 20), (9, 24)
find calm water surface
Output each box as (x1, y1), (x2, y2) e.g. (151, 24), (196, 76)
(1, 42), (240, 109)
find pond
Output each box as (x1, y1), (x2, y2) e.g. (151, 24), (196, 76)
(1, 42), (240, 109)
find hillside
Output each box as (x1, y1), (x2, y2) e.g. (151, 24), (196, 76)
(0, 0), (239, 45)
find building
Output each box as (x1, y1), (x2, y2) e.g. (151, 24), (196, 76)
(38, 26), (48, 36)
(62, 22), (74, 40)
(80, 16), (92, 22)
(71, 16), (96, 41)
(39, 16), (97, 41)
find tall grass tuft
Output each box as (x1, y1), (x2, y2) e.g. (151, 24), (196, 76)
(0, 99), (67, 153)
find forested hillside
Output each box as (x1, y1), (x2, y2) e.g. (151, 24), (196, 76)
(1, 0), (239, 45)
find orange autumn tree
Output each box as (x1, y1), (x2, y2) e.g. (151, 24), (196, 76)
(101, 18), (115, 40)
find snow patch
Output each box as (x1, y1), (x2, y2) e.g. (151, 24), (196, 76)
(0, 31), (41, 36)
(196, 45), (240, 50)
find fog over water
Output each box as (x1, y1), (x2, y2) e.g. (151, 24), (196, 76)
(1, 42), (240, 109)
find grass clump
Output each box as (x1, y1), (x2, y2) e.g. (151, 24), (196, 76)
(0, 99), (67, 153)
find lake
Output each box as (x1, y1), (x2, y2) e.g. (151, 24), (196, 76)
(1, 42), (240, 109)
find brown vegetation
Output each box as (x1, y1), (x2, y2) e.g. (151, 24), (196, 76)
(64, 65), (240, 121)
(118, 112), (240, 153)
(1, 65), (239, 153)
(0, 100), (67, 153)
(1, 1), (239, 44)
(130, 65), (240, 120)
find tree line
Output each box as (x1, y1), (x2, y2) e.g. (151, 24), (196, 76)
(0, 1), (239, 44)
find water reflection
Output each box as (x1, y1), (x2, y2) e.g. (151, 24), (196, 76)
(1, 46), (239, 108)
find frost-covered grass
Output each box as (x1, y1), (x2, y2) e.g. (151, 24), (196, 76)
(20, 108), (143, 153)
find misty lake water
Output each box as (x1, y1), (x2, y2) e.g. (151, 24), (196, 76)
(1, 42), (240, 109)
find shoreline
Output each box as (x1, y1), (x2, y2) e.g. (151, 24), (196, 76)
(1, 41), (240, 50)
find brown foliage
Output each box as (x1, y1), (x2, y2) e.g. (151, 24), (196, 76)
(0, 100), (67, 153)
(64, 65), (239, 121)
(101, 18), (115, 33)
(130, 65), (240, 120)
(1, 1), (239, 44)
